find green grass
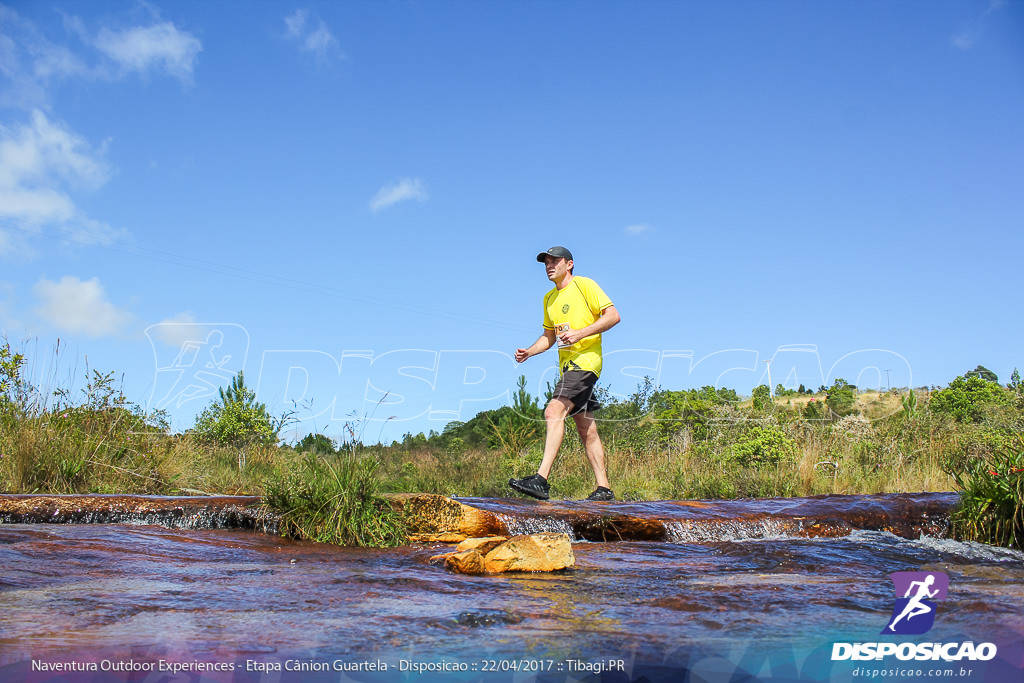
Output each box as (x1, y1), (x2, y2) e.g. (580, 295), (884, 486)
(2, 341), (1021, 549)
(262, 453), (407, 548)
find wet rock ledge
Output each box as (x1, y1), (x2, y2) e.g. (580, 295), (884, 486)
(0, 491), (960, 544)
(0, 494), (277, 533)
(0, 493), (501, 541)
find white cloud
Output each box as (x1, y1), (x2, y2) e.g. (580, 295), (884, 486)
(94, 21), (201, 83)
(33, 276), (132, 338)
(284, 9), (342, 63)
(284, 10), (307, 38)
(59, 215), (125, 248)
(0, 110), (121, 255)
(0, 6), (90, 109)
(0, 6), (200, 107)
(952, 0), (1006, 50)
(0, 111), (121, 252)
(0, 110), (109, 190)
(0, 7), (190, 258)
(370, 178), (429, 213)
(953, 28), (981, 51)
(148, 312), (205, 346)
(0, 187), (75, 225)
(625, 223), (653, 235)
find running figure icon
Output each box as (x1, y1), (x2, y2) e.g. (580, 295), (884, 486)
(883, 571), (949, 635)
(887, 575), (938, 631)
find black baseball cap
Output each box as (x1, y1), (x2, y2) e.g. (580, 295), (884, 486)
(536, 246), (573, 262)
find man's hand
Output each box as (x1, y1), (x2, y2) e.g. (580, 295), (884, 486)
(516, 330), (557, 363)
(559, 306), (621, 347)
(559, 329), (587, 346)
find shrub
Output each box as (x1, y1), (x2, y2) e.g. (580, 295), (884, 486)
(596, 376), (662, 453)
(966, 365), (998, 383)
(901, 389), (919, 419)
(731, 423), (798, 468)
(929, 375), (1011, 424)
(825, 379), (857, 418)
(775, 384), (799, 398)
(803, 399), (827, 420)
(947, 446), (1024, 549)
(297, 433), (336, 454)
(192, 371), (280, 446)
(1009, 369), (1023, 408)
(751, 385), (773, 412)
(0, 341), (25, 414)
(648, 386), (733, 442)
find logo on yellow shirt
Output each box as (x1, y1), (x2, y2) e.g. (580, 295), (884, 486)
(562, 304), (570, 314)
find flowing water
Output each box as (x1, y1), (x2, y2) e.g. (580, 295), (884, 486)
(0, 493), (1021, 683)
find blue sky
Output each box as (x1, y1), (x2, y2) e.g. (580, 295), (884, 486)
(1, 0), (1021, 445)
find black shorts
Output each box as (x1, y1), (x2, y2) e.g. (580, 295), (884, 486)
(551, 370), (602, 415)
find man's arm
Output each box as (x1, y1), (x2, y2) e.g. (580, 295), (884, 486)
(515, 329), (557, 363)
(558, 305), (621, 347)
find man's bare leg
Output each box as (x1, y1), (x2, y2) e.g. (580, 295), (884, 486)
(573, 411), (610, 489)
(537, 397), (572, 479)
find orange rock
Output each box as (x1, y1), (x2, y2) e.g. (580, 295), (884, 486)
(444, 549), (487, 575)
(483, 533), (574, 573)
(455, 536), (508, 555)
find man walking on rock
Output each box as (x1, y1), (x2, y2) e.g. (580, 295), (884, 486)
(510, 246), (621, 501)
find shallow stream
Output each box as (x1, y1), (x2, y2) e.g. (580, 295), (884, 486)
(0, 494), (1021, 682)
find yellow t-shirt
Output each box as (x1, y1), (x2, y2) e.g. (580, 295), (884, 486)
(542, 276), (614, 376)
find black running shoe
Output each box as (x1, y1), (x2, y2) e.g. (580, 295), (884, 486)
(584, 486), (615, 501)
(509, 474), (550, 500)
